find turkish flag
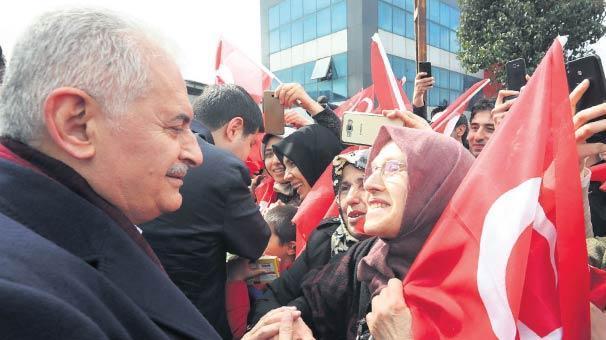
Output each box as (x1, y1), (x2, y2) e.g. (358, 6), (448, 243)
(370, 33), (412, 112)
(431, 78), (490, 135)
(292, 164), (335, 257)
(244, 133), (265, 177)
(403, 39), (590, 339)
(215, 39), (277, 103)
(334, 85), (376, 118)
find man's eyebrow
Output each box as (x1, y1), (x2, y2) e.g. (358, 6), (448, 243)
(170, 113), (191, 124)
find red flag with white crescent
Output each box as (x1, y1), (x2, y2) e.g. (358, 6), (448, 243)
(403, 39), (590, 339)
(334, 85), (376, 118)
(215, 39), (277, 103)
(431, 78), (490, 135)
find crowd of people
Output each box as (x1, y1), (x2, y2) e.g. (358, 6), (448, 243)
(0, 7), (606, 340)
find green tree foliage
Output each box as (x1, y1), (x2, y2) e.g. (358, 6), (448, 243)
(457, 0), (606, 82)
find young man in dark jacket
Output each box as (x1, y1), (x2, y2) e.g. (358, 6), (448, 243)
(142, 84), (271, 339)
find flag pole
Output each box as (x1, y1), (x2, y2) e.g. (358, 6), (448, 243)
(414, 0), (427, 116)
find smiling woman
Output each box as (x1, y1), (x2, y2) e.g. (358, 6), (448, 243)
(298, 126), (474, 340)
(272, 123), (342, 201)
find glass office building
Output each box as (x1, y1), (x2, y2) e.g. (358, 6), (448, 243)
(260, 0), (483, 109)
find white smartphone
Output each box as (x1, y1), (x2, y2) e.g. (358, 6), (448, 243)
(341, 111), (404, 146)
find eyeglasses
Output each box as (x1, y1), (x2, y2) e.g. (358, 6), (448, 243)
(364, 160), (406, 182)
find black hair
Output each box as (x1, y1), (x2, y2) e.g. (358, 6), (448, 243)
(192, 84), (263, 135)
(430, 105), (447, 118)
(264, 205), (297, 245)
(456, 114), (469, 149)
(469, 98), (495, 122)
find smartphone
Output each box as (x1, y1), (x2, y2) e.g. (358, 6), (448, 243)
(263, 91), (284, 135)
(567, 55), (606, 143)
(505, 58), (527, 92)
(418, 61), (432, 78)
(341, 112), (404, 146)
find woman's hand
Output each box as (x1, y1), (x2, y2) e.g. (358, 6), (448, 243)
(382, 110), (432, 131)
(366, 278), (413, 340)
(242, 307), (315, 340)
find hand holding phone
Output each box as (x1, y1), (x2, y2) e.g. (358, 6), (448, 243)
(505, 58), (527, 92)
(341, 112), (404, 146)
(418, 61), (432, 78)
(263, 91), (285, 135)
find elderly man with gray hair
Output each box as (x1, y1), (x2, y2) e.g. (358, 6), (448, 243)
(0, 8), (311, 340)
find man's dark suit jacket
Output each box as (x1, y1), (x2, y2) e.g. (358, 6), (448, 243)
(143, 126), (270, 339)
(0, 158), (219, 339)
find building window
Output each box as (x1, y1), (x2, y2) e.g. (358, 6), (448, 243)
(268, 0), (347, 55)
(303, 14), (317, 42)
(280, 25), (291, 50)
(304, 0), (316, 14)
(378, 1), (393, 31)
(331, 1), (346, 32)
(270, 29), (280, 53)
(393, 7), (406, 36)
(317, 7), (331, 37)
(332, 53), (347, 78)
(317, 0), (331, 10)
(291, 0), (303, 20)
(269, 5), (280, 30)
(279, 0), (291, 25)
(292, 19), (304, 46)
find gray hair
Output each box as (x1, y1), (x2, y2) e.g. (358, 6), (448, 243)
(0, 8), (161, 142)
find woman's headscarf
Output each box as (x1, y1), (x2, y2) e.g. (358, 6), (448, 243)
(356, 126), (474, 296)
(330, 149), (370, 255)
(272, 124), (342, 187)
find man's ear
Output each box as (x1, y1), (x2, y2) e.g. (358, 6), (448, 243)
(224, 116), (245, 142)
(43, 87), (97, 160)
(286, 241), (296, 256)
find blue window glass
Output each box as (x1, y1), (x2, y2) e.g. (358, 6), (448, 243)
(393, 7), (406, 36)
(304, 62), (316, 83)
(405, 11), (415, 39)
(404, 83), (414, 101)
(304, 0), (316, 14)
(383, 0), (392, 3)
(292, 19), (303, 46)
(303, 14), (317, 42)
(439, 3), (450, 26)
(428, 91), (438, 106)
(428, 22), (439, 47)
(317, 7), (331, 37)
(291, 0), (303, 20)
(450, 90), (459, 104)
(279, 0), (291, 25)
(390, 55), (405, 79)
(332, 53), (347, 78)
(438, 88), (449, 106)
(405, 0), (414, 11)
(450, 72), (462, 91)
(378, 1), (393, 31)
(440, 25), (449, 50)
(331, 1), (347, 32)
(404, 59), (416, 84)
(318, 79), (332, 99)
(317, 0), (330, 10)
(393, 0), (405, 9)
(271, 78), (281, 89)
(275, 69), (292, 83)
(305, 83), (318, 99)
(292, 64), (305, 84)
(450, 30), (459, 53)
(280, 25), (291, 49)
(429, 0), (440, 22)
(332, 77), (348, 100)
(269, 29), (280, 53)
(269, 5), (280, 30)
(449, 8), (460, 29)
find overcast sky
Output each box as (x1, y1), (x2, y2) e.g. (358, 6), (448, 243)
(1, 0), (605, 84)
(0, 0), (262, 84)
